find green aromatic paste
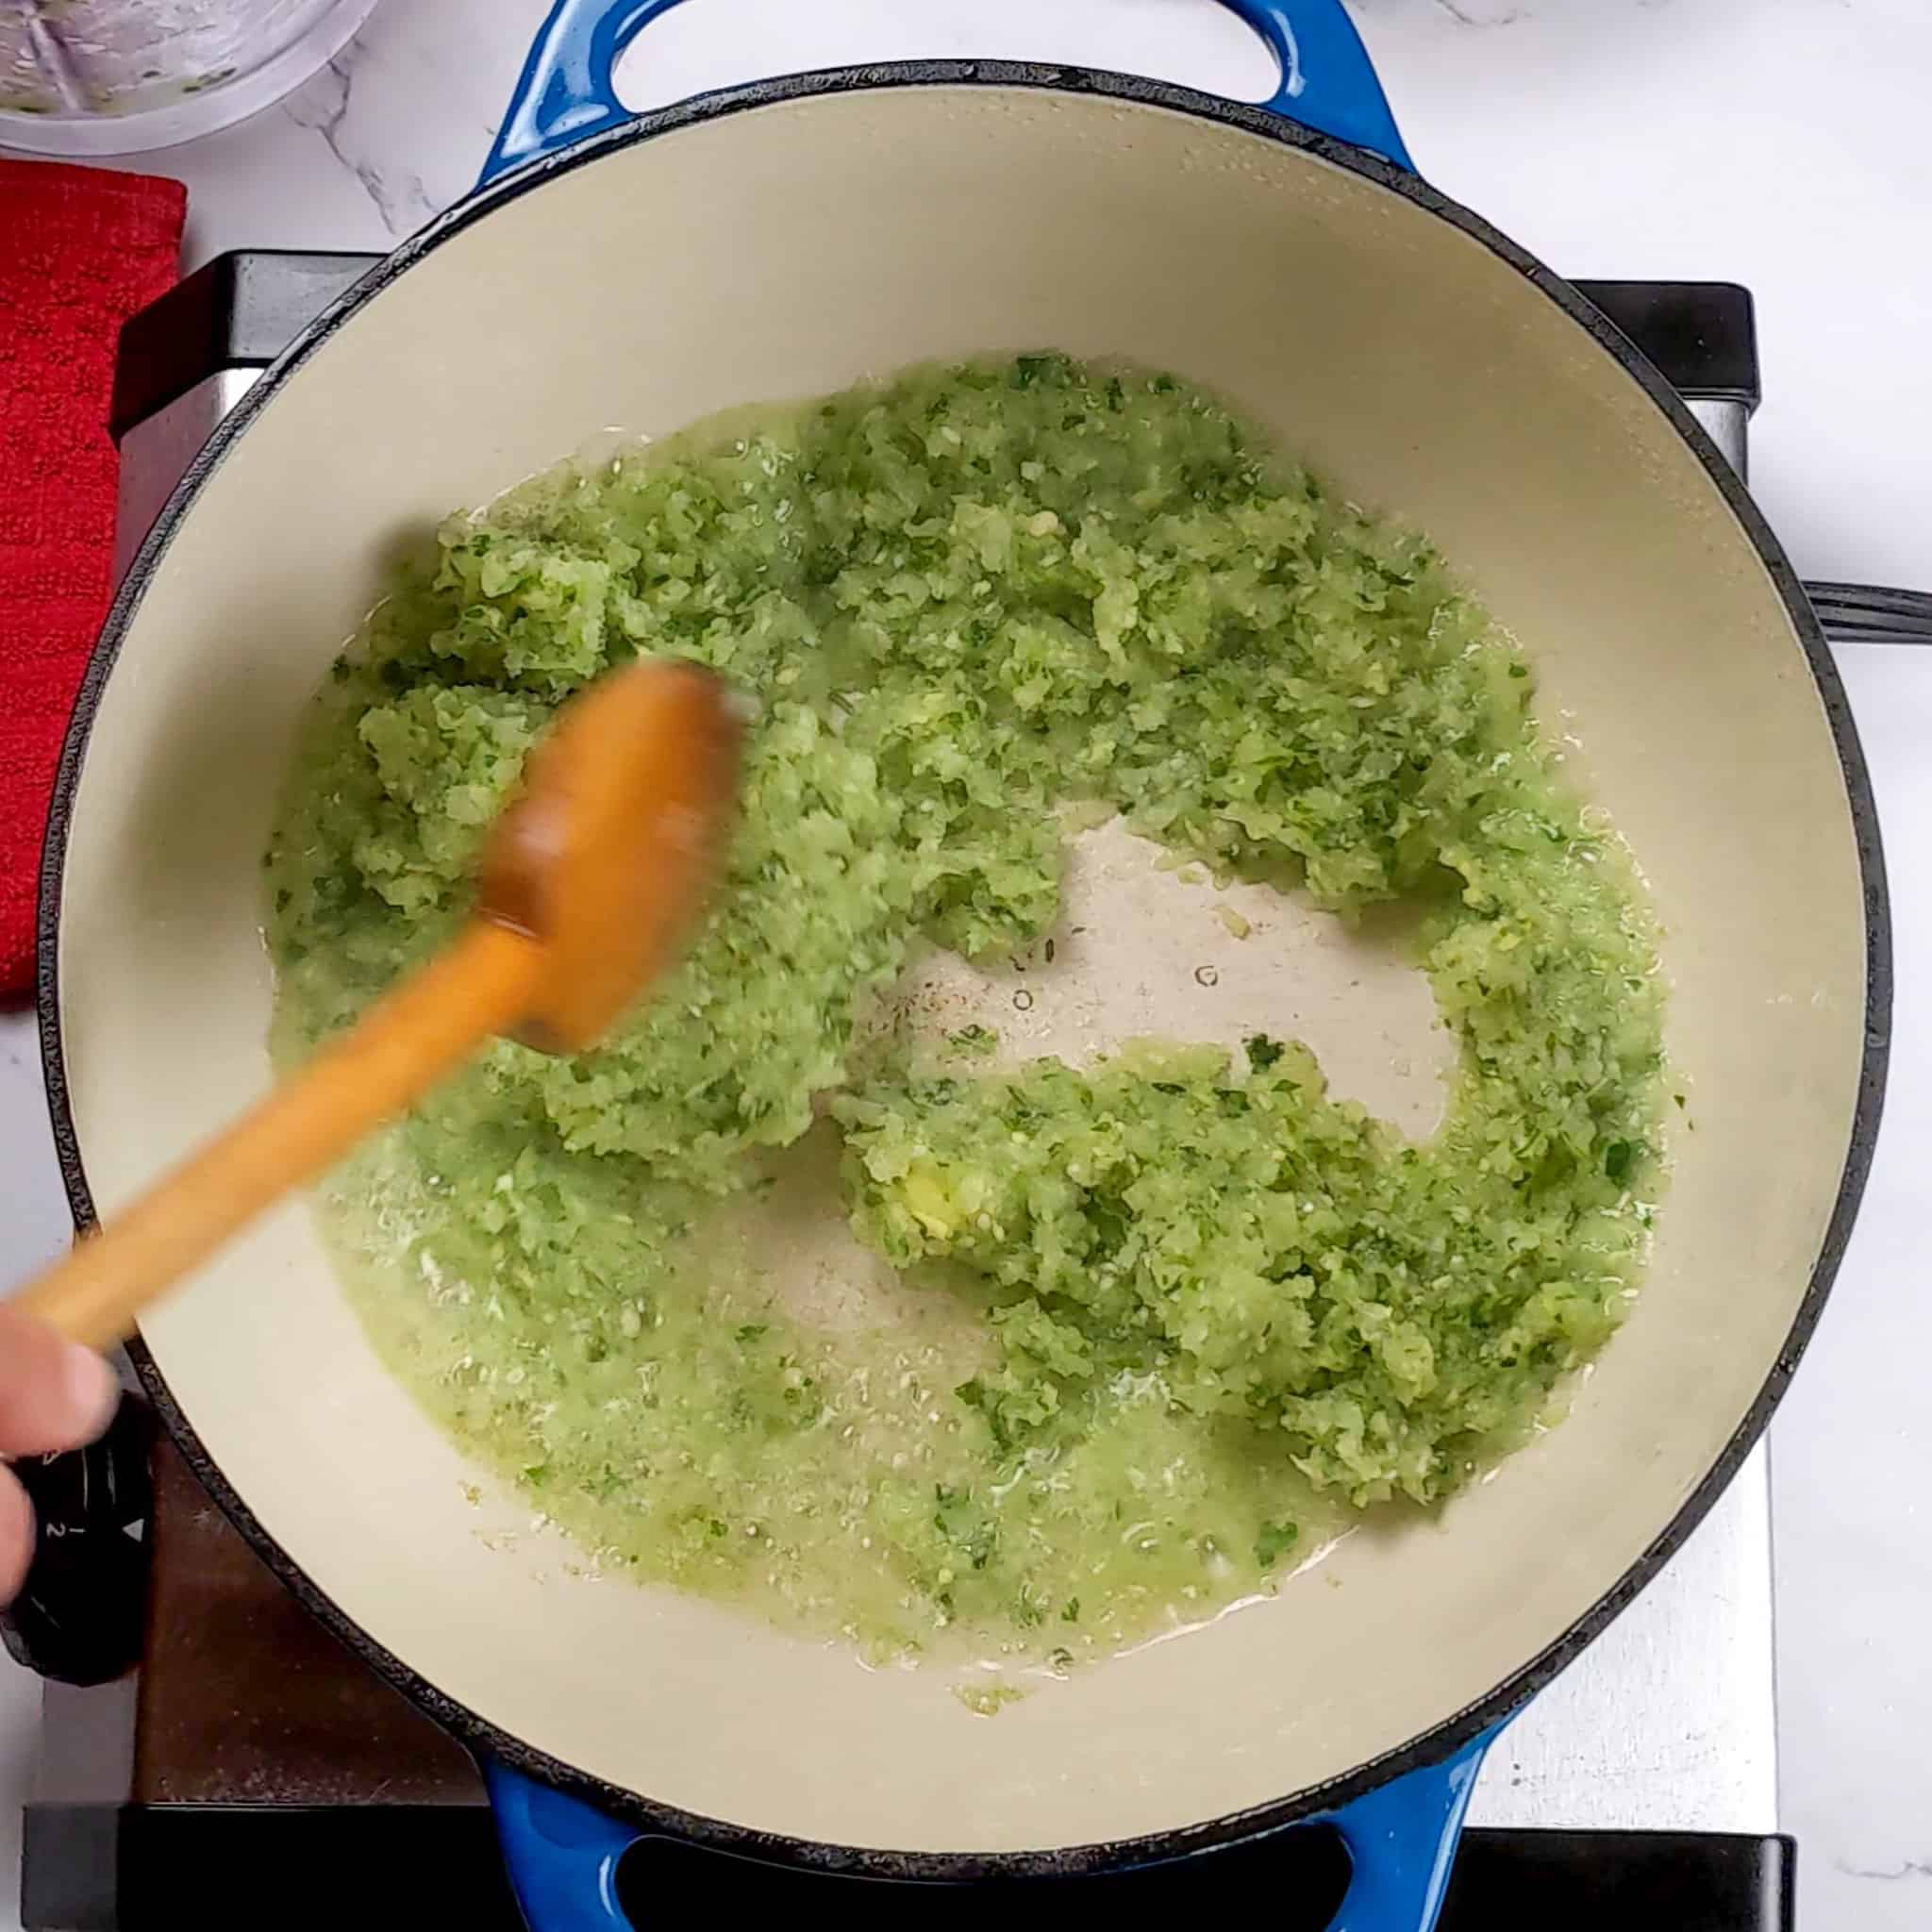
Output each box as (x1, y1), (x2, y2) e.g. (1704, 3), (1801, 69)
(267, 354), (1666, 1661)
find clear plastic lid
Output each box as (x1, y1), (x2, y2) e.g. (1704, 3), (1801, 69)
(0, 0), (381, 156)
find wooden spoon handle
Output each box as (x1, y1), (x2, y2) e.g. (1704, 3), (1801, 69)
(16, 920), (542, 1351)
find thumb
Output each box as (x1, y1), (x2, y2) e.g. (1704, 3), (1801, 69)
(0, 1304), (119, 1457)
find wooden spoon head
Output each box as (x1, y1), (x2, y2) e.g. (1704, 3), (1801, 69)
(479, 659), (742, 1054)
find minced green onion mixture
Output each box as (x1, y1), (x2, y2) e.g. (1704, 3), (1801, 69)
(267, 354), (1666, 1663)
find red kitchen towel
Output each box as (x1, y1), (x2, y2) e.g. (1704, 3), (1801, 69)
(0, 158), (184, 996)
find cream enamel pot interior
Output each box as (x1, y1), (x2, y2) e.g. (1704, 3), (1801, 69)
(38, 1), (1887, 1924)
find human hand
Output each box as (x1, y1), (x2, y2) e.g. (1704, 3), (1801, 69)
(0, 1305), (120, 1605)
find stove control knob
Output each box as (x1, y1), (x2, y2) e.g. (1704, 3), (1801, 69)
(1, 1391), (153, 1686)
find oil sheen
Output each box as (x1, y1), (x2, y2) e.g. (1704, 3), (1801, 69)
(265, 354), (1667, 1664)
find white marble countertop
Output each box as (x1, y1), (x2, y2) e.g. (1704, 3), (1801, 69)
(3, 2), (1930, 1926)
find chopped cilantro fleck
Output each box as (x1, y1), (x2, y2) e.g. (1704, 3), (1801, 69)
(1256, 1521), (1300, 1570)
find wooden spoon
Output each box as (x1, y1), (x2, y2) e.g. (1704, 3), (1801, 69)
(14, 658), (742, 1351)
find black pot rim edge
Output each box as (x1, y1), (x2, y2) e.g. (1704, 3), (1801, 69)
(35, 58), (1892, 1886)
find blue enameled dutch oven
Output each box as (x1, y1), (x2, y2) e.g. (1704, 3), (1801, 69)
(37, 2), (1887, 1926)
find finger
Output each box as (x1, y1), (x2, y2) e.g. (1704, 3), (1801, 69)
(0, 1304), (118, 1457)
(0, 1471), (32, 1606)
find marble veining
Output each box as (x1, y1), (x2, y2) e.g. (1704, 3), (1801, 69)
(1426, 0), (1534, 25)
(1835, 1857), (1932, 1884)
(281, 49), (437, 237)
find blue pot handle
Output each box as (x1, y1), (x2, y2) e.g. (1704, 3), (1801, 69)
(487, 1763), (634, 1926)
(479, 0), (1410, 185)
(1317, 1729), (1494, 1931)
(1221, 0), (1411, 167)
(488, 1729), (1494, 1929)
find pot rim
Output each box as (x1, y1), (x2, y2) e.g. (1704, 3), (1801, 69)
(35, 58), (1892, 1881)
